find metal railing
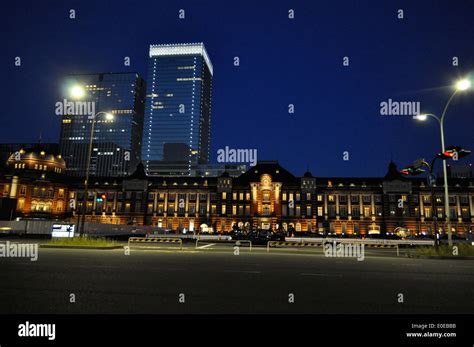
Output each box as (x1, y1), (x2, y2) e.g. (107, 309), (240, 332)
(268, 238), (435, 256)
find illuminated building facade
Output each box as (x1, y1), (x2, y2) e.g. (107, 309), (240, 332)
(142, 43), (213, 176)
(59, 72), (146, 177)
(0, 144), (68, 219)
(0, 143), (59, 169)
(1, 155), (473, 237)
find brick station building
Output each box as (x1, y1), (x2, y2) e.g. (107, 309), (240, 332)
(1, 145), (473, 237)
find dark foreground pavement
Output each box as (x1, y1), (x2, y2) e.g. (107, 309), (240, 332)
(0, 247), (472, 314)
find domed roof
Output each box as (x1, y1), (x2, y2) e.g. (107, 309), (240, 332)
(6, 144), (66, 174)
(303, 171), (313, 178)
(384, 161), (404, 181)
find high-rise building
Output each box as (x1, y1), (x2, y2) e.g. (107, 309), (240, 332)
(142, 43), (213, 176)
(59, 72), (146, 177)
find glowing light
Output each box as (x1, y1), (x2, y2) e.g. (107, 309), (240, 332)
(456, 79), (471, 91)
(413, 114), (428, 121)
(149, 43), (213, 75)
(70, 85), (86, 99)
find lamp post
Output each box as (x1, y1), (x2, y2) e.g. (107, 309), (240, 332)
(79, 111), (114, 236)
(401, 158), (439, 238)
(70, 85), (114, 236)
(413, 79), (471, 246)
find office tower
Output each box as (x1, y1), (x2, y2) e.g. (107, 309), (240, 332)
(142, 43), (213, 176)
(59, 72), (146, 177)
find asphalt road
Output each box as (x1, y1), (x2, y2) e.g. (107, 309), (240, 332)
(0, 244), (472, 314)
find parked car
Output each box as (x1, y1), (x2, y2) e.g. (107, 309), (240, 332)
(146, 228), (172, 237)
(384, 232), (402, 240)
(440, 234), (463, 240)
(406, 233), (433, 240)
(248, 229), (285, 245)
(230, 230), (248, 241)
(365, 233), (384, 239)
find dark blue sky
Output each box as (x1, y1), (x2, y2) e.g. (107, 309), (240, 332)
(2, 0), (473, 177)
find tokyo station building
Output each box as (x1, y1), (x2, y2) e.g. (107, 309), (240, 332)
(1, 145), (474, 236)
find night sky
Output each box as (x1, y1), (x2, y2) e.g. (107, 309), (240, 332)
(2, 0), (474, 177)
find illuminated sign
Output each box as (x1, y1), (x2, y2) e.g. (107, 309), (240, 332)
(52, 224), (75, 238)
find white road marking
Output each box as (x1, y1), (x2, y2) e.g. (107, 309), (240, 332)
(300, 273), (343, 277)
(196, 243), (216, 249)
(224, 270), (261, 274)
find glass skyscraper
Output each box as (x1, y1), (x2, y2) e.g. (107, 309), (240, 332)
(59, 72), (146, 177)
(142, 43), (213, 176)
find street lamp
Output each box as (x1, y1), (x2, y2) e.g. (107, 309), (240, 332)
(70, 85), (86, 99)
(456, 79), (471, 91)
(412, 78), (471, 246)
(70, 86), (114, 236)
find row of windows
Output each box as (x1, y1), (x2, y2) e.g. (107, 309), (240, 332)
(222, 192), (251, 200)
(419, 195), (470, 204)
(79, 191), (218, 202)
(17, 199), (64, 213)
(279, 193), (382, 203)
(31, 187), (65, 199)
(72, 196), (474, 220)
(422, 207), (471, 219)
(13, 162), (63, 173)
(327, 195), (380, 203)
